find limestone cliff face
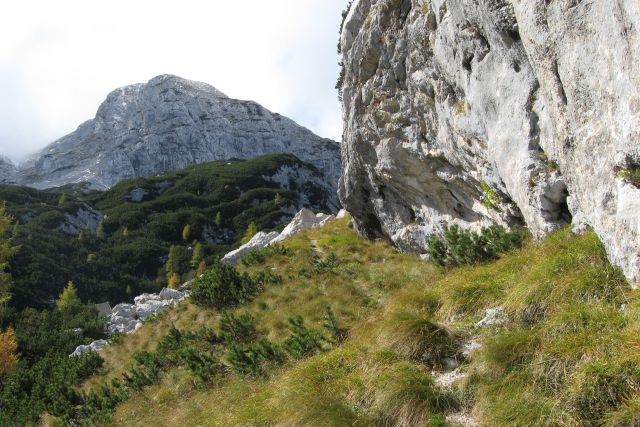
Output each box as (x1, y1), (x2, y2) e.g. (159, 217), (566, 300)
(339, 0), (640, 285)
(0, 157), (17, 184)
(16, 75), (341, 192)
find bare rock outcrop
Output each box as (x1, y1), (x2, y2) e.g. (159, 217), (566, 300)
(339, 0), (640, 285)
(69, 287), (190, 357)
(221, 208), (336, 265)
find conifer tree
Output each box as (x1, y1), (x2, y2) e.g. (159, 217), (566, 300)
(11, 221), (18, 239)
(214, 211), (222, 227)
(197, 259), (207, 276)
(168, 272), (181, 289)
(0, 204), (18, 305)
(79, 223), (91, 242)
(274, 193), (283, 205)
(96, 220), (105, 239)
(0, 327), (18, 380)
(122, 227), (129, 238)
(241, 222), (258, 244)
(57, 281), (81, 312)
(182, 224), (191, 242)
(166, 245), (184, 280)
(58, 193), (67, 208)
(191, 242), (204, 268)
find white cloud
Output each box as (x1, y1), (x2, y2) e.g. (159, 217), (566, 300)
(0, 0), (347, 162)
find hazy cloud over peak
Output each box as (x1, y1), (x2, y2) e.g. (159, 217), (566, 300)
(0, 0), (347, 163)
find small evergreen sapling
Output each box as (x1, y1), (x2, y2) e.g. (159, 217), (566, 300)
(182, 224), (191, 242)
(57, 281), (81, 312)
(196, 260), (207, 276)
(168, 272), (181, 289)
(191, 242), (204, 268)
(323, 305), (347, 344)
(241, 222), (258, 244)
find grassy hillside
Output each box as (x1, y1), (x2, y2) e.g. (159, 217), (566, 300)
(2, 154), (335, 309)
(65, 216), (640, 426)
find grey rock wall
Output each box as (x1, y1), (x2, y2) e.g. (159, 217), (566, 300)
(16, 75), (341, 192)
(0, 157), (17, 184)
(339, 0), (640, 285)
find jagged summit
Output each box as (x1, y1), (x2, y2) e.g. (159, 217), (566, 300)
(13, 75), (340, 190)
(96, 75), (229, 121)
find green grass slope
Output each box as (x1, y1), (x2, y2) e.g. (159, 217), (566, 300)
(70, 217), (639, 427)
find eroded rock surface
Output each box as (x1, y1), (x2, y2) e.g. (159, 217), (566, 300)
(221, 208), (336, 265)
(18, 74), (341, 192)
(70, 287), (190, 357)
(339, 0), (640, 285)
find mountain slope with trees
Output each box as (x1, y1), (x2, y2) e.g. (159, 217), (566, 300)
(3, 153), (336, 310)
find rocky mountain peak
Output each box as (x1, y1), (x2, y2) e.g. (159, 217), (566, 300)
(12, 75), (341, 191)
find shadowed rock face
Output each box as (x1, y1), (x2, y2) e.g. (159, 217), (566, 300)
(16, 74), (341, 191)
(339, 0), (640, 285)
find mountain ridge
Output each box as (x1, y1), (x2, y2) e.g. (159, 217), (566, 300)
(8, 74), (341, 191)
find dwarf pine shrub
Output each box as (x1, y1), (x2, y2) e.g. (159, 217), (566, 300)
(284, 316), (325, 359)
(191, 261), (260, 308)
(323, 305), (347, 344)
(428, 224), (526, 267)
(241, 244), (290, 266)
(219, 312), (257, 344)
(299, 252), (338, 278)
(227, 338), (286, 377)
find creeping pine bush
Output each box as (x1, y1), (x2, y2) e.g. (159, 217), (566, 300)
(241, 245), (290, 266)
(323, 305), (347, 344)
(227, 338), (286, 377)
(191, 261), (260, 308)
(75, 325), (222, 423)
(219, 312), (257, 344)
(283, 316), (325, 359)
(428, 224), (526, 267)
(226, 307), (347, 377)
(299, 252), (338, 278)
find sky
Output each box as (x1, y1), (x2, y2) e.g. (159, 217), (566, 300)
(0, 0), (347, 163)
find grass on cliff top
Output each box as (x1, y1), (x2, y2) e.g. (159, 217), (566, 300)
(83, 216), (639, 427)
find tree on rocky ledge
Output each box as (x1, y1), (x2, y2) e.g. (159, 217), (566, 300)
(241, 222), (258, 244)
